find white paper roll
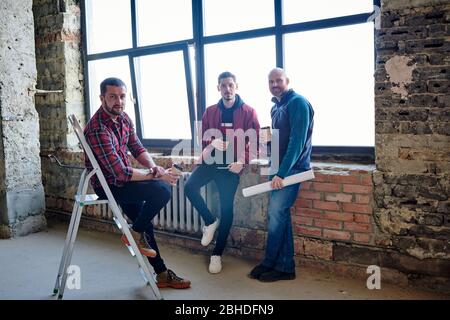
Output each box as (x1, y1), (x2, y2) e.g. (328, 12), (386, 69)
(242, 169), (315, 197)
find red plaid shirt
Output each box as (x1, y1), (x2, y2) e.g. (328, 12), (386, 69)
(84, 107), (146, 188)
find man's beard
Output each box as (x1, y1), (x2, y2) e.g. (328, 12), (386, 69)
(104, 104), (123, 115)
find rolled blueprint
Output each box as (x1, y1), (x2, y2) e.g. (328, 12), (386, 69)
(242, 169), (315, 197)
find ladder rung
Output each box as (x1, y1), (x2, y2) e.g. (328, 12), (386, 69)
(75, 194), (109, 206)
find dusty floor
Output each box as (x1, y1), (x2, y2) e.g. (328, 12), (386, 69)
(0, 223), (448, 300)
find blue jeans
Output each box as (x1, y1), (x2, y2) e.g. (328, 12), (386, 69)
(94, 180), (171, 274)
(262, 170), (301, 273)
(184, 164), (240, 256)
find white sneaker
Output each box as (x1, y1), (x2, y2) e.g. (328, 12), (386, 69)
(201, 219), (219, 246)
(209, 255), (222, 274)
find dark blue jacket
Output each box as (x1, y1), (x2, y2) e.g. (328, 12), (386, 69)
(271, 89), (314, 178)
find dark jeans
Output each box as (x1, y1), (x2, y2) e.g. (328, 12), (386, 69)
(94, 180), (171, 274)
(184, 164), (240, 256)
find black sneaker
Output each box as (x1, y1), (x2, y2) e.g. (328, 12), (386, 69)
(258, 270), (296, 282)
(248, 264), (273, 279)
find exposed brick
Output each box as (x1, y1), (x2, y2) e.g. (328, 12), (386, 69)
(344, 222), (372, 233)
(360, 174), (373, 186)
(313, 200), (340, 212)
(300, 238), (333, 260)
(353, 214), (372, 224)
(296, 226), (322, 237)
(293, 216), (313, 226)
(313, 172), (330, 182)
(353, 233), (371, 243)
(355, 195), (371, 204)
(325, 193), (353, 203)
(323, 229), (351, 241)
(297, 208), (323, 218)
(299, 191), (322, 200)
(342, 203), (372, 214)
(302, 182), (313, 190)
(314, 219), (342, 230)
(329, 174), (360, 184)
(322, 211), (354, 222)
(343, 184), (373, 194)
(313, 182), (341, 193)
(295, 198), (313, 208)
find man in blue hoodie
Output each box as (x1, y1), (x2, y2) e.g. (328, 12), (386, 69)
(249, 68), (314, 282)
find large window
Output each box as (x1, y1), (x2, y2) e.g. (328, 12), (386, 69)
(284, 23), (375, 146)
(82, 0), (377, 153)
(135, 51), (192, 140)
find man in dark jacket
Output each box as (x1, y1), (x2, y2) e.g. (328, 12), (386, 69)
(249, 68), (314, 282)
(185, 71), (260, 274)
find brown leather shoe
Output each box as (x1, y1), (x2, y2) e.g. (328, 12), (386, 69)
(156, 269), (191, 289)
(121, 230), (157, 258)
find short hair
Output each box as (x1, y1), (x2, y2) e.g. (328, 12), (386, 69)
(218, 71), (236, 84)
(100, 77), (127, 95)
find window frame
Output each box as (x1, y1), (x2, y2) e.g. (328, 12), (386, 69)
(81, 0), (379, 156)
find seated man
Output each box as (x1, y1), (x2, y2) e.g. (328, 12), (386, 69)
(84, 77), (190, 289)
(185, 71), (260, 274)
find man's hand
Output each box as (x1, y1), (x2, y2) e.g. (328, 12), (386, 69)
(271, 175), (284, 190)
(228, 162), (244, 174)
(211, 138), (229, 151)
(156, 167), (181, 186)
(151, 166), (166, 178)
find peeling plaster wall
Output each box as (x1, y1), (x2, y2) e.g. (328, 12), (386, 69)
(0, 0), (46, 237)
(374, 0), (450, 267)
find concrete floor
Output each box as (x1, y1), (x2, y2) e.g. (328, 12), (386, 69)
(0, 223), (448, 300)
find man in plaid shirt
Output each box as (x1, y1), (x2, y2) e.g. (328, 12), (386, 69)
(84, 77), (190, 289)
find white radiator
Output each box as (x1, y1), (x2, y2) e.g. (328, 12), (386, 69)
(153, 172), (206, 234)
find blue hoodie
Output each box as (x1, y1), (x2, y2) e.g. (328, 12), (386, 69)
(271, 89), (314, 178)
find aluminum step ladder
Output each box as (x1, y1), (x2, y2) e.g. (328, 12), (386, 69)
(52, 114), (162, 300)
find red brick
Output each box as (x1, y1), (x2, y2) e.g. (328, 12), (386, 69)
(343, 184), (373, 194)
(323, 229), (351, 241)
(313, 200), (340, 211)
(353, 214), (371, 224)
(313, 182), (341, 193)
(296, 226), (322, 237)
(299, 191), (322, 200)
(302, 182), (313, 190)
(295, 198), (313, 208)
(360, 174), (373, 186)
(355, 194), (371, 204)
(344, 222), (372, 233)
(322, 211), (354, 222)
(329, 174), (360, 184)
(354, 233), (371, 243)
(349, 169), (371, 175)
(312, 172), (330, 182)
(293, 216), (314, 226)
(325, 193), (353, 203)
(314, 219), (342, 230)
(298, 208), (323, 218)
(342, 203), (372, 214)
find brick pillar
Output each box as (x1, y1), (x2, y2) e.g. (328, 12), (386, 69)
(374, 0), (450, 262)
(0, 0), (46, 237)
(33, 0), (85, 212)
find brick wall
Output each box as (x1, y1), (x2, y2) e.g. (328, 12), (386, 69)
(294, 168), (376, 245)
(373, 0), (450, 285)
(33, 0), (84, 152)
